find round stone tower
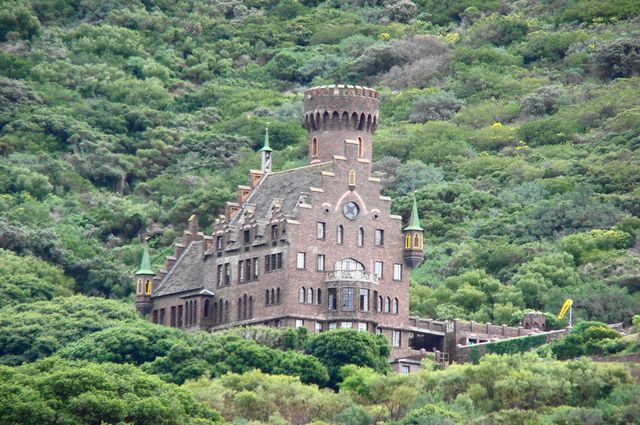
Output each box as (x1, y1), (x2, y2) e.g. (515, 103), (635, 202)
(303, 84), (380, 164)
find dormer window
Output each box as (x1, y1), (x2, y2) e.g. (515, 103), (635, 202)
(216, 236), (223, 250)
(271, 224), (279, 239)
(243, 230), (251, 244)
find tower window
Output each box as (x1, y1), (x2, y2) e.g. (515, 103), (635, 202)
(358, 137), (364, 157)
(311, 137), (318, 157)
(405, 234), (412, 249)
(357, 228), (364, 247)
(349, 170), (356, 186)
(337, 225), (344, 244)
(145, 279), (151, 295)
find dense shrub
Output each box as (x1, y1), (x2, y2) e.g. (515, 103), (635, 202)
(593, 38), (640, 80)
(409, 92), (464, 123)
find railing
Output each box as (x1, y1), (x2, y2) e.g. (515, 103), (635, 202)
(325, 270), (379, 284)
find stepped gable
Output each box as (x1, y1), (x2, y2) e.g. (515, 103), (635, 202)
(153, 240), (204, 296)
(231, 161), (333, 225)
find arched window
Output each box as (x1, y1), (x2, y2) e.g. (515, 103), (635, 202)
(271, 288), (276, 304)
(358, 137), (364, 157)
(414, 234), (421, 249)
(204, 299), (209, 318)
(145, 279), (151, 294)
(377, 296), (383, 313)
(242, 294), (247, 319)
(385, 297), (391, 313)
(349, 170), (356, 186)
(224, 300), (229, 322)
(337, 225), (344, 244)
(357, 228), (364, 247)
(266, 289), (270, 305)
(299, 287), (305, 304)
(193, 301), (197, 323)
(311, 137), (318, 157)
(317, 288), (322, 305)
(136, 280), (142, 294)
(185, 302), (189, 325)
(405, 234), (412, 249)
(393, 298), (398, 314)
(307, 287), (313, 304)
(335, 258), (364, 271)
(212, 301), (218, 324)
(249, 296), (253, 318)
(276, 288), (281, 303)
(237, 297), (242, 321)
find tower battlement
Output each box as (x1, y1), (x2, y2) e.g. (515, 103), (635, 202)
(303, 84), (380, 163)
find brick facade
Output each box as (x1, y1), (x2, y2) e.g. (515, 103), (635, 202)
(135, 85), (422, 358)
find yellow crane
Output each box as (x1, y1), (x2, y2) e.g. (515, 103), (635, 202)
(558, 299), (573, 327)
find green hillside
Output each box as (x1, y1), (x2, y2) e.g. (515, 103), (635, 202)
(1, 0), (640, 423)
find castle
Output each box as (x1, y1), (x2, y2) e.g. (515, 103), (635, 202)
(134, 85), (549, 368)
(134, 85), (424, 358)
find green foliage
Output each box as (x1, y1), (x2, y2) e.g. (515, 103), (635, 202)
(0, 357), (222, 425)
(485, 334), (549, 355)
(0, 296), (139, 365)
(303, 329), (391, 387)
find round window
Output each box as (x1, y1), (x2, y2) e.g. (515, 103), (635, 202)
(342, 201), (359, 220)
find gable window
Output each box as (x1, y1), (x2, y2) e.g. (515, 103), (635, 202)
(337, 225), (344, 244)
(271, 224), (279, 239)
(316, 222), (326, 240)
(393, 264), (403, 281)
(357, 228), (364, 247)
(216, 236), (223, 250)
(375, 229), (384, 246)
(244, 230), (251, 244)
(296, 252), (306, 269)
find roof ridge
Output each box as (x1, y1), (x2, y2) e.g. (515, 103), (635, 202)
(269, 160), (333, 175)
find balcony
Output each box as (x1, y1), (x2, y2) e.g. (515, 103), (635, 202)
(324, 270), (379, 285)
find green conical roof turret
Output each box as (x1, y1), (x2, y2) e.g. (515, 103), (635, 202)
(135, 241), (154, 275)
(260, 127), (272, 152)
(404, 194), (423, 232)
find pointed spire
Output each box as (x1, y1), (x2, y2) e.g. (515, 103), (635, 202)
(404, 193), (423, 232)
(260, 127), (272, 152)
(135, 240), (154, 275)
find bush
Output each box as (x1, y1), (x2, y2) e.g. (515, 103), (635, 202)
(521, 85), (564, 116)
(0, 0), (41, 41)
(593, 38), (640, 80)
(409, 92), (464, 123)
(467, 14), (529, 46)
(384, 0), (418, 23)
(518, 30), (588, 63)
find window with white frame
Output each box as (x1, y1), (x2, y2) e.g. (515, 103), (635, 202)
(315, 321), (322, 332)
(341, 321), (353, 329)
(307, 287), (313, 304)
(374, 261), (383, 279)
(392, 330), (401, 347)
(393, 297), (399, 314)
(359, 288), (369, 312)
(296, 252), (306, 269)
(393, 263), (402, 281)
(357, 227), (364, 247)
(316, 254), (325, 271)
(342, 287), (355, 311)
(295, 319), (304, 328)
(375, 229), (384, 246)
(329, 322), (337, 330)
(401, 365), (410, 374)
(337, 225), (344, 244)
(299, 287), (305, 303)
(316, 222), (326, 240)
(358, 322), (367, 332)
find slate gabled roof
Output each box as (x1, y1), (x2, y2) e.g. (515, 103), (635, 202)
(234, 161), (332, 223)
(153, 240), (204, 297)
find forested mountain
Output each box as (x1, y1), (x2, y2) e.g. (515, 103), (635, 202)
(1, 0), (640, 423)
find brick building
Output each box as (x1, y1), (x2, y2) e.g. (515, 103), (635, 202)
(134, 84), (426, 357)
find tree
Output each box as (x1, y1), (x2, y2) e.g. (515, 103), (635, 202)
(0, 357), (222, 425)
(303, 329), (391, 387)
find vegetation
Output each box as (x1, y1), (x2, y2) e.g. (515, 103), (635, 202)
(0, 0), (639, 423)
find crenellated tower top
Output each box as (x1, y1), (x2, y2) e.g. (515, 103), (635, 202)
(303, 84), (380, 164)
